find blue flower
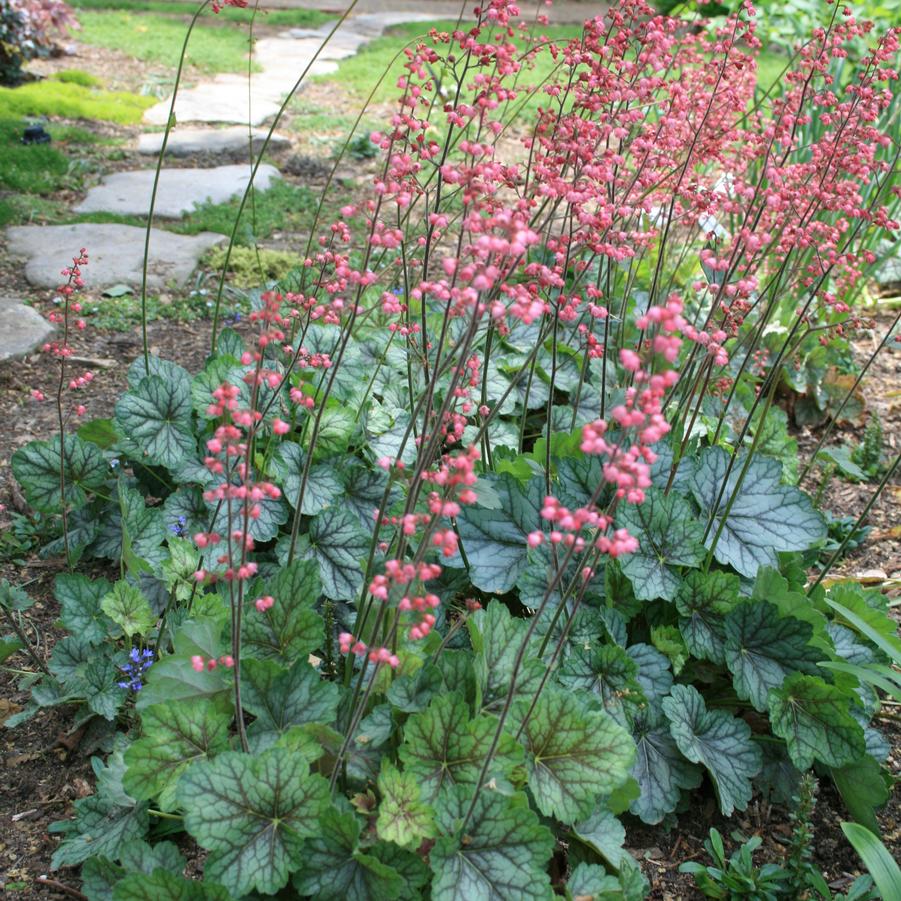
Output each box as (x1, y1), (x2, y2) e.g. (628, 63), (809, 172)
(118, 647), (154, 692)
(169, 515), (187, 537)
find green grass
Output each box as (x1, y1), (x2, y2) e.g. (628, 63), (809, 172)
(757, 50), (788, 93)
(0, 120), (70, 193)
(0, 194), (66, 228)
(61, 180), (321, 243)
(83, 288), (240, 330)
(72, 0), (330, 27)
(76, 10), (260, 74)
(172, 179), (320, 242)
(51, 69), (103, 88)
(316, 20), (583, 106)
(0, 80), (154, 123)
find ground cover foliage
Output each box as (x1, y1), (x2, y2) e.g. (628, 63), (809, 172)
(3, 0), (901, 898)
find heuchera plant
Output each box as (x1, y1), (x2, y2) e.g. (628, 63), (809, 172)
(5, 0), (901, 898)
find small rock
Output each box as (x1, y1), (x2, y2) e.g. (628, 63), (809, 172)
(74, 164), (281, 219)
(138, 127), (291, 157)
(0, 297), (54, 363)
(5, 224), (226, 291)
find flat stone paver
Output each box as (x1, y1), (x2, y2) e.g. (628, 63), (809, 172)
(143, 12), (442, 127)
(138, 127), (291, 157)
(5, 224), (226, 292)
(0, 297), (54, 362)
(73, 164), (281, 219)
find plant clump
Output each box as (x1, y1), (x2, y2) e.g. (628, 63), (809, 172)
(4, 0), (901, 898)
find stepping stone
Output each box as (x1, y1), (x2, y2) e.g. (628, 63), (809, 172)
(138, 127), (291, 157)
(144, 82), (284, 128)
(74, 164), (281, 219)
(5, 224), (226, 292)
(0, 297), (54, 362)
(143, 13), (442, 128)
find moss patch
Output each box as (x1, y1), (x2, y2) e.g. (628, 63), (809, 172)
(0, 80), (154, 124)
(50, 69), (103, 88)
(205, 245), (300, 288)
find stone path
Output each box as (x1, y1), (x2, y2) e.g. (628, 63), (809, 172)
(0, 10), (457, 359)
(143, 13), (436, 126)
(6, 225), (226, 292)
(138, 127), (291, 157)
(74, 164), (281, 218)
(0, 297), (55, 362)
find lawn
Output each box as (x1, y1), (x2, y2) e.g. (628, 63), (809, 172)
(75, 10), (260, 74)
(72, 0), (331, 27)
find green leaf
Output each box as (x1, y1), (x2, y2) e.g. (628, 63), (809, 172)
(339, 463), (395, 532)
(242, 559), (323, 663)
(78, 417), (120, 449)
(832, 755), (892, 833)
(12, 434), (107, 513)
(572, 805), (628, 870)
(160, 537), (200, 603)
(454, 473), (543, 593)
(123, 698), (232, 811)
(84, 657), (128, 719)
(114, 375), (195, 469)
(271, 441), (344, 516)
(210, 487), (288, 544)
(650, 626), (689, 676)
(663, 684), (761, 816)
(617, 490), (705, 601)
(841, 822), (901, 901)
(517, 688), (635, 824)
(629, 708), (701, 825)
(241, 658), (340, 751)
(626, 643), (673, 714)
(768, 674), (865, 770)
(307, 506), (369, 601)
(825, 584), (901, 662)
(566, 863), (622, 900)
(118, 838), (185, 875)
(50, 779), (148, 870)
(430, 789), (555, 901)
(178, 747), (329, 897)
(308, 405), (357, 460)
(137, 619), (230, 711)
(398, 693), (523, 806)
(55, 572), (114, 645)
(293, 808), (407, 901)
(376, 762), (436, 849)
(112, 870), (230, 900)
(675, 570), (739, 665)
(80, 855), (125, 900)
(723, 601), (823, 712)
(689, 447), (826, 578)
(387, 663), (442, 713)
(101, 581), (156, 639)
(558, 643), (645, 727)
(0, 634), (24, 665)
(468, 601), (545, 717)
(117, 482), (168, 571)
